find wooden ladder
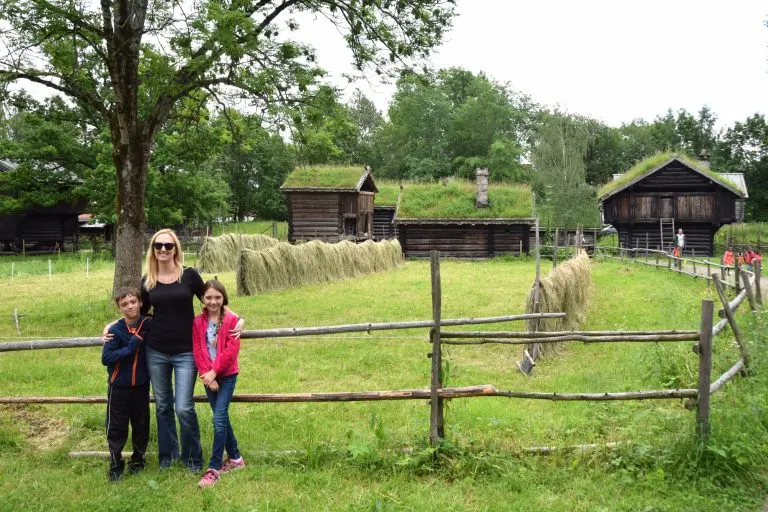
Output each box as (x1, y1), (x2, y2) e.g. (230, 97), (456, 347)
(660, 218), (675, 252)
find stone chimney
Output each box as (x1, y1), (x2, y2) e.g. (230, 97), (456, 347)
(476, 167), (489, 208)
(698, 149), (711, 168)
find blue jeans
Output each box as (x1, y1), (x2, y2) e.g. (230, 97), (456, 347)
(204, 373), (240, 471)
(146, 347), (203, 470)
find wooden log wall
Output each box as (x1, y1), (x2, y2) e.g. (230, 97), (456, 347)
(373, 207), (396, 240)
(617, 223), (716, 255)
(397, 224), (531, 258)
(287, 192), (342, 242)
(602, 162), (739, 229)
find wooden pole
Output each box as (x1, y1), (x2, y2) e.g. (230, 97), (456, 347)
(755, 260), (763, 306)
(712, 274), (750, 370)
(692, 249), (696, 275)
(442, 334), (700, 345)
(697, 299), (713, 443)
(429, 250), (444, 448)
(48, 259), (51, 280)
(735, 257), (741, 294)
(442, 329), (698, 339)
(710, 359), (745, 394)
(272, 221), (277, 239)
(553, 228), (559, 268)
(0, 385), (698, 405)
(740, 272), (757, 312)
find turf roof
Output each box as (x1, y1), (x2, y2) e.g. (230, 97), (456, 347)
(374, 181), (402, 206)
(598, 152), (744, 199)
(395, 180), (533, 220)
(281, 165), (373, 191)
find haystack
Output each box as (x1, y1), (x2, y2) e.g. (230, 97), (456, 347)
(237, 239), (403, 295)
(199, 234), (279, 273)
(520, 249), (591, 371)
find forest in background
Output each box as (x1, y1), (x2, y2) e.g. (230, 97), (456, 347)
(1, 67), (766, 228)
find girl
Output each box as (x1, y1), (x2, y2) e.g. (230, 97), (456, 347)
(192, 280), (245, 488)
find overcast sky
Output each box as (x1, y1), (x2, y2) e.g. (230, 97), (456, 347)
(307, 0), (768, 130)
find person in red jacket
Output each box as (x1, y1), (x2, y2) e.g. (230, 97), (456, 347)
(192, 280), (244, 488)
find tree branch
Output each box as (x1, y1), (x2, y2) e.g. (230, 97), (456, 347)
(0, 71), (109, 118)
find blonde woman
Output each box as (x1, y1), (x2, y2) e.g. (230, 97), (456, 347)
(139, 229), (207, 470)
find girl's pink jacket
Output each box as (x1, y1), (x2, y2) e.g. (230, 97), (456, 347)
(192, 308), (240, 378)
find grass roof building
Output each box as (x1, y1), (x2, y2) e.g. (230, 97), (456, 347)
(393, 169), (535, 258)
(599, 152), (746, 255)
(281, 165), (377, 242)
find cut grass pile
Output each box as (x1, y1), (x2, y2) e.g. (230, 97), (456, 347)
(236, 238), (403, 295)
(525, 249), (591, 357)
(199, 233), (279, 273)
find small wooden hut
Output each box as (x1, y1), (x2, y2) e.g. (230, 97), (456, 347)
(394, 170), (535, 258)
(599, 153), (746, 255)
(281, 166), (378, 243)
(0, 160), (85, 252)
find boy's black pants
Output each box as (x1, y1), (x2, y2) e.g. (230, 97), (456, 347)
(106, 382), (150, 472)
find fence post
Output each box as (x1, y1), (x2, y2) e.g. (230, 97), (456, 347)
(755, 260), (763, 306)
(712, 274), (750, 371)
(272, 221), (277, 239)
(692, 249), (696, 275)
(735, 258), (741, 294)
(740, 272), (757, 312)
(697, 299), (713, 443)
(552, 228), (559, 268)
(429, 250), (444, 449)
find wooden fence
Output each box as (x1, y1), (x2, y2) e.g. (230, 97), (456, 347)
(0, 249), (760, 452)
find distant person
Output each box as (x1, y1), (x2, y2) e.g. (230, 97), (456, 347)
(101, 288), (151, 481)
(193, 280), (245, 488)
(745, 247), (756, 271)
(672, 228), (685, 269)
(723, 246), (734, 276)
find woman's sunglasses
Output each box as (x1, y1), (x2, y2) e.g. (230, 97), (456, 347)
(153, 242), (175, 251)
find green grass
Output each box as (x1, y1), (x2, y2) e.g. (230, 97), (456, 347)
(598, 152), (744, 199)
(374, 180), (402, 207)
(281, 165), (368, 190)
(0, 257), (767, 510)
(397, 181), (533, 219)
(212, 220), (288, 240)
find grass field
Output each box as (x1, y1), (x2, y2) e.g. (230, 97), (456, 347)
(0, 256), (767, 511)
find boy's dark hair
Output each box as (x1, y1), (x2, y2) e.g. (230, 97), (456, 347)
(202, 279), (229, 306)
(113, 287), (141, 305)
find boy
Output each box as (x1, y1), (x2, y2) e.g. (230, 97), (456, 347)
(101, 288), (151, 481)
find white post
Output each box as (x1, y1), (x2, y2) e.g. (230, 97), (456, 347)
(86, 257), (90, 277)
(48, 259), (52, 280)
(10, 262), (14, 281)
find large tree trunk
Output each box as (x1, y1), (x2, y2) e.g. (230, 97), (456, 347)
(112, 136), (150, 292)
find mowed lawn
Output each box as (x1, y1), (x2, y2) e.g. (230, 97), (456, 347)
(0, 257), (766, 511)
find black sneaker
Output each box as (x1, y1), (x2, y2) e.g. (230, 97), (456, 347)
(127, 460), (145, 474)
(108, 469), (124, 482)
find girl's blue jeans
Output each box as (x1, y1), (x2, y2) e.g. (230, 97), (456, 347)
(204, 373), (240, 471)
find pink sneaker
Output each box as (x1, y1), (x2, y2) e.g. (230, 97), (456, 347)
(220, 457), (245, 473)
(198, 469), (220, 488)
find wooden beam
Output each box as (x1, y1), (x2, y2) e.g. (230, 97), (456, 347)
(712, 274), (750, 370)
(429, 250), (444, 448)
(697, 300), (713, 443)
(710, 359), (745, 394)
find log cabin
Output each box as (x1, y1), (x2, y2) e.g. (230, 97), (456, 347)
(394, 169), (535, 258)
(281, 166), (377, 243)
(599, 153), (747, 255)
(0, 159), (85, 252)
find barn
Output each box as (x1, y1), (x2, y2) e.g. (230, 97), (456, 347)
(599, 153), (747, 256)
(281, 166), (378, 243)
(394, 169), (535, 258)
(0, 159), (85, 252)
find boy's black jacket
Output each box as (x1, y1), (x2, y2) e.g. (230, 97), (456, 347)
(102, 317), (150, 388)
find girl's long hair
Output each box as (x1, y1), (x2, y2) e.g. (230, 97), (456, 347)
(144, 228), (184, 290)
(202, 279), (229, 348)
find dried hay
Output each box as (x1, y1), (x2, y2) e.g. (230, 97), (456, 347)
(237, 239), (403, 295)
(199, 234), (279, 273)
(525, 249), (592, 358)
